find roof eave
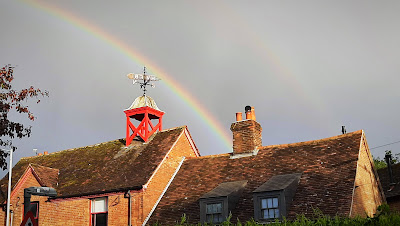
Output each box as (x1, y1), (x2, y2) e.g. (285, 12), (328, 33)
(52, 185), (143, 200)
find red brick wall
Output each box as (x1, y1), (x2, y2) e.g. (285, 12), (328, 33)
(230, 120), (262, 154)
(0, 174), (144, 226)
(142, 129), (198, 223)
(0, 167), (43, 225)
(130, 192), (144, 226)
(102, 191), (143, 226)
(38, 198), (89, 226)
(37, 192), (143, 226)
(350, 133), (385, 217)
(0, 167), (140, 226)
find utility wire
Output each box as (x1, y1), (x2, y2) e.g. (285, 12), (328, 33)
(370, 140), (400, 150)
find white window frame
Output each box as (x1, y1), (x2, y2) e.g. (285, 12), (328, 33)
(91, 197), (108, 226)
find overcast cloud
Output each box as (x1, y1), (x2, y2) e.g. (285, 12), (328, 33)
(1, 0), (400, 177)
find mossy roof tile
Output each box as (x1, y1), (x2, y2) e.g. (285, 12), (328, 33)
(31, 164), (59, 188)
(0, 126), (185, 202)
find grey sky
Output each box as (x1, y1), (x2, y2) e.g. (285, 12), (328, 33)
(1, 0), (400, 177)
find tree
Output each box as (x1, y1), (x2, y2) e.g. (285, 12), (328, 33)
(374, 157), (388, 170)
(0, 65), (48, 169)
(373, 150), (399, 170)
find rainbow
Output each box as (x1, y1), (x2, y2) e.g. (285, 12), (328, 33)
(212, 2), (330, 117)
(20, 0), (233, 150)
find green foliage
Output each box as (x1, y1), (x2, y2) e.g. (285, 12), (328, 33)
(164, 205), (400, 226)
(374, 157), (387, 170)
(373, 150), (400, 170)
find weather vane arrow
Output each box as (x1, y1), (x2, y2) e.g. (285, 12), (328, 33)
(126, 66), (160, 95)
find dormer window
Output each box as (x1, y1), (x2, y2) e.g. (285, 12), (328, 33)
(253, 173), (302, 222)
(200, 201), (224, 223)
(206, 202), (223, 223)
(200, 180), (247, 224)
(254, 191), (283, 221)
(261, 197), (279, 219)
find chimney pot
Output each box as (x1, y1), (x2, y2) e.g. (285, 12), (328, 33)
(251, 106), (256, 120)
(231, 106), (262, 155)
(236, 112), (243, 121)
(245, 111), (252, 120)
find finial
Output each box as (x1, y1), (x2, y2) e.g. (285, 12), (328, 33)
(126, 66), (160, 95)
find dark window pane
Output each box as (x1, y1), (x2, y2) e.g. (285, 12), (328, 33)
(212, 204), (217, 213)
(206, 204), (212, 213)
(213, 214), (222, 223)
(215, 203), (222, 213)
(262, 209), (268, 219)
(206, 202), (222, 214)
(275, 209), (280, 218)
(92, 213), (107, 226)
(217, 214), (223, 223)
(206, 213), (223, 223)
(269, 209), (274, 218)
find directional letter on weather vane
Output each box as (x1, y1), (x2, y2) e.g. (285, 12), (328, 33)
(127, 66), (160, 96)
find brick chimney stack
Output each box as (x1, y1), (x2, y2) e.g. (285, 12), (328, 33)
(230, 106), (262, 156)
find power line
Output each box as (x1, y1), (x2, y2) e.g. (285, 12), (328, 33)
(370, 140), (400, 150)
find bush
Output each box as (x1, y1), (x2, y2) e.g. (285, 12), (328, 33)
(163, 205), (400, 226)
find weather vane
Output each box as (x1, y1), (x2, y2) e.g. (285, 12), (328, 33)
(126, 66), (160, 95)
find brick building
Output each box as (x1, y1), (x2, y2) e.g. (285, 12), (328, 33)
(148, 108), (385, 224)
(0, 96), (199, 226)
(0, 100), (385, 225)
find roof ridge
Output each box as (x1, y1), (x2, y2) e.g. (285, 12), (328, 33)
(29, 163), (59, 171)
(160, 125), (186, 132)
(187, 153), (230, 160)
(21, 126), (187, 160)
(185, 130), (363, 160)
(259, 130), (363, 150)
(20, 138), (125, 160)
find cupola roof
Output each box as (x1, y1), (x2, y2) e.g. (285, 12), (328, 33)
(126, 95), (161, 111)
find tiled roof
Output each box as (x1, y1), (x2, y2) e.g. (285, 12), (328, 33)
(31, 164), (59, 188)
(0, 126), (186, 202)
(377, 163), (400, 198)
(149, 130), (363, 224)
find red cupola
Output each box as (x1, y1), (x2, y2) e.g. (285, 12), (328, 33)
(124, 95), (164, 145)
